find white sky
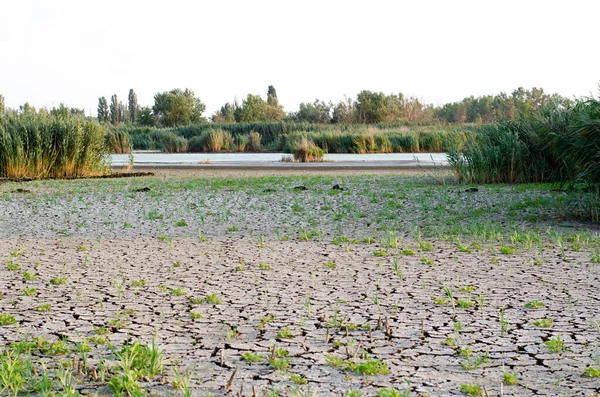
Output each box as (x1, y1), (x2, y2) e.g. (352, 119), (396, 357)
(1, 0), (598, 117)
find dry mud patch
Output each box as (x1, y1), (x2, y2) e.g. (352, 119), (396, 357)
(0, 236), (599, 396)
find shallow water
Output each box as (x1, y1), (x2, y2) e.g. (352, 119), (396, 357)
(110, 152), (448, 166)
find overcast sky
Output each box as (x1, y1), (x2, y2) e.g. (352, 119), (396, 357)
(1, 0), (598, 117)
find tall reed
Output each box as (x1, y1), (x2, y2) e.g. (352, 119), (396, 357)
(0, 111), (108, 179)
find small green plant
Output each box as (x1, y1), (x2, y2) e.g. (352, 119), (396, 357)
(22, 271), (36, 281)
(132, 279), (146, 287)
(375, 387), (410, 397)
(172, 368), (192, 397)
(419, 241), (433, 252)
(173, 261), (181, 267)
(235, 265), (246, 271)
(49, 276), (67, 285)
(354, 359), (390, 376)
(36, 303), (51, 312)
(459, 384), (482, 396)
(259, 263), (272, 271)
(268, 357), (290, 372)
(582, 366), (600, 377)
(6, 262), (20, 271)
(346, 391), (363, 397)
(290, 374), (308, 385)
(459, 285), (475, 293)
(258, 314), (275, 328)
(190, 311), (202, 320)
(0, 313), (17, 326)
(503, 371), (519, 385)
(525, 300), (545, 309)
(21, 288), (36, 296)
(400, 249), (415, 256)
(241, 352), (263, 364)
(373, 249), (388, 257)
(499, 309), (509, 335)
(226, 225), (239, 232)
(277, 327), (293, 339)
(204, 293), (222, 305)
(457, 244), (473, 253)
(175, 219), (188, 227)
(123, 222), (132, 228)
(457, 299), (474, 309)
(169, 287), (187, 296)
(545, 335), (566, 353)
(533, 318), (553, 328)
(325, 261), (337, 269)
(499, 245), (515, 255)
(433, 297), (448, 305)
(420, 256), (434, 265)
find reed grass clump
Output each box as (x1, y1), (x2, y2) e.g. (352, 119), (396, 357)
(105, 129), (131, 154)
(293, 137), (324, 162)
(0, 111), (109, 179)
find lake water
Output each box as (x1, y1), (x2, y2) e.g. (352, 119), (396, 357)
(111, 152), (448, 166)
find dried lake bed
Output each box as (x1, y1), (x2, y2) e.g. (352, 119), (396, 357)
(0, 173), (599, 396)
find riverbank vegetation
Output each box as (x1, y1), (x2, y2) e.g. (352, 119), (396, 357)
(0, 107), (108, 179)
(447, 94), (600, 189)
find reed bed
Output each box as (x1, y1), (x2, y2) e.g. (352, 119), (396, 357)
(113, 123), (470, 154)
(0, 111), (108, 179)
(448, 95), (600, 187)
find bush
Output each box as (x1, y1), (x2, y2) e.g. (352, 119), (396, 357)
(0, 111), (109, 179)
(293, 137), (324, 162)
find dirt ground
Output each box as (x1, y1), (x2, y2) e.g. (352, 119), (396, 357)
(0, 171), (599, 396)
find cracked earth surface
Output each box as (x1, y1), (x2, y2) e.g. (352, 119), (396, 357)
(0, 175), (599, 396)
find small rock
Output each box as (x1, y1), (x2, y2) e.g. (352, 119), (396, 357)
(464, 187), (478, 192)
(12, 188), (31, 193)
(134, 187), (151, 192)
(293, 186), (307, 191)
(331, 184), (344, 191)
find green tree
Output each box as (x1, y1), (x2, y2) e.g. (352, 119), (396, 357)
(97, 97), (109, 123)
(211, 102), (237, 123)
(332, 97), (356, 124)
(152, 88), (206, 127)
(128, 89), (138, 123)
(234, 92), (285, 122)
(267, 85), (278, 106)
(118, 101), (127, 124)
(138, 106), (155, 126)
(0, 94), (5, 114)
(110, 94), (119, 125)
(291, 100), (332, 123)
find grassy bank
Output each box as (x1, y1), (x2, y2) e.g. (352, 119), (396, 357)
(0, 111), (109, 179)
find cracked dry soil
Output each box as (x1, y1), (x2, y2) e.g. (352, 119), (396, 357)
(0, 175), (599, 396)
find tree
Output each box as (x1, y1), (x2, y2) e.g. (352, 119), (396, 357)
(0, 94), (4, 114)
(267, 85), (278, 107)
(211, 102), (237, 123)
(152, 88), (206, 127)
(97, 97), (109, 123)
(291, 100), (332, 123)
(128, 89), (138, 123)
(138, 106), (155, 126)
(110, 95), (119, 125)
(118, 101), (127, 124)
(234, 93), (286, 122)
(332, 97), (356, 124)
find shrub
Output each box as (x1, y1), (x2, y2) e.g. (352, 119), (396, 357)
(293, 137), (324, 162)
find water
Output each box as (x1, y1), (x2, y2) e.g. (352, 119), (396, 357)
(111, 152), (448, 166)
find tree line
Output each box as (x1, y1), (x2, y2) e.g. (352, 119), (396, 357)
(1, 86), (572, 127)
